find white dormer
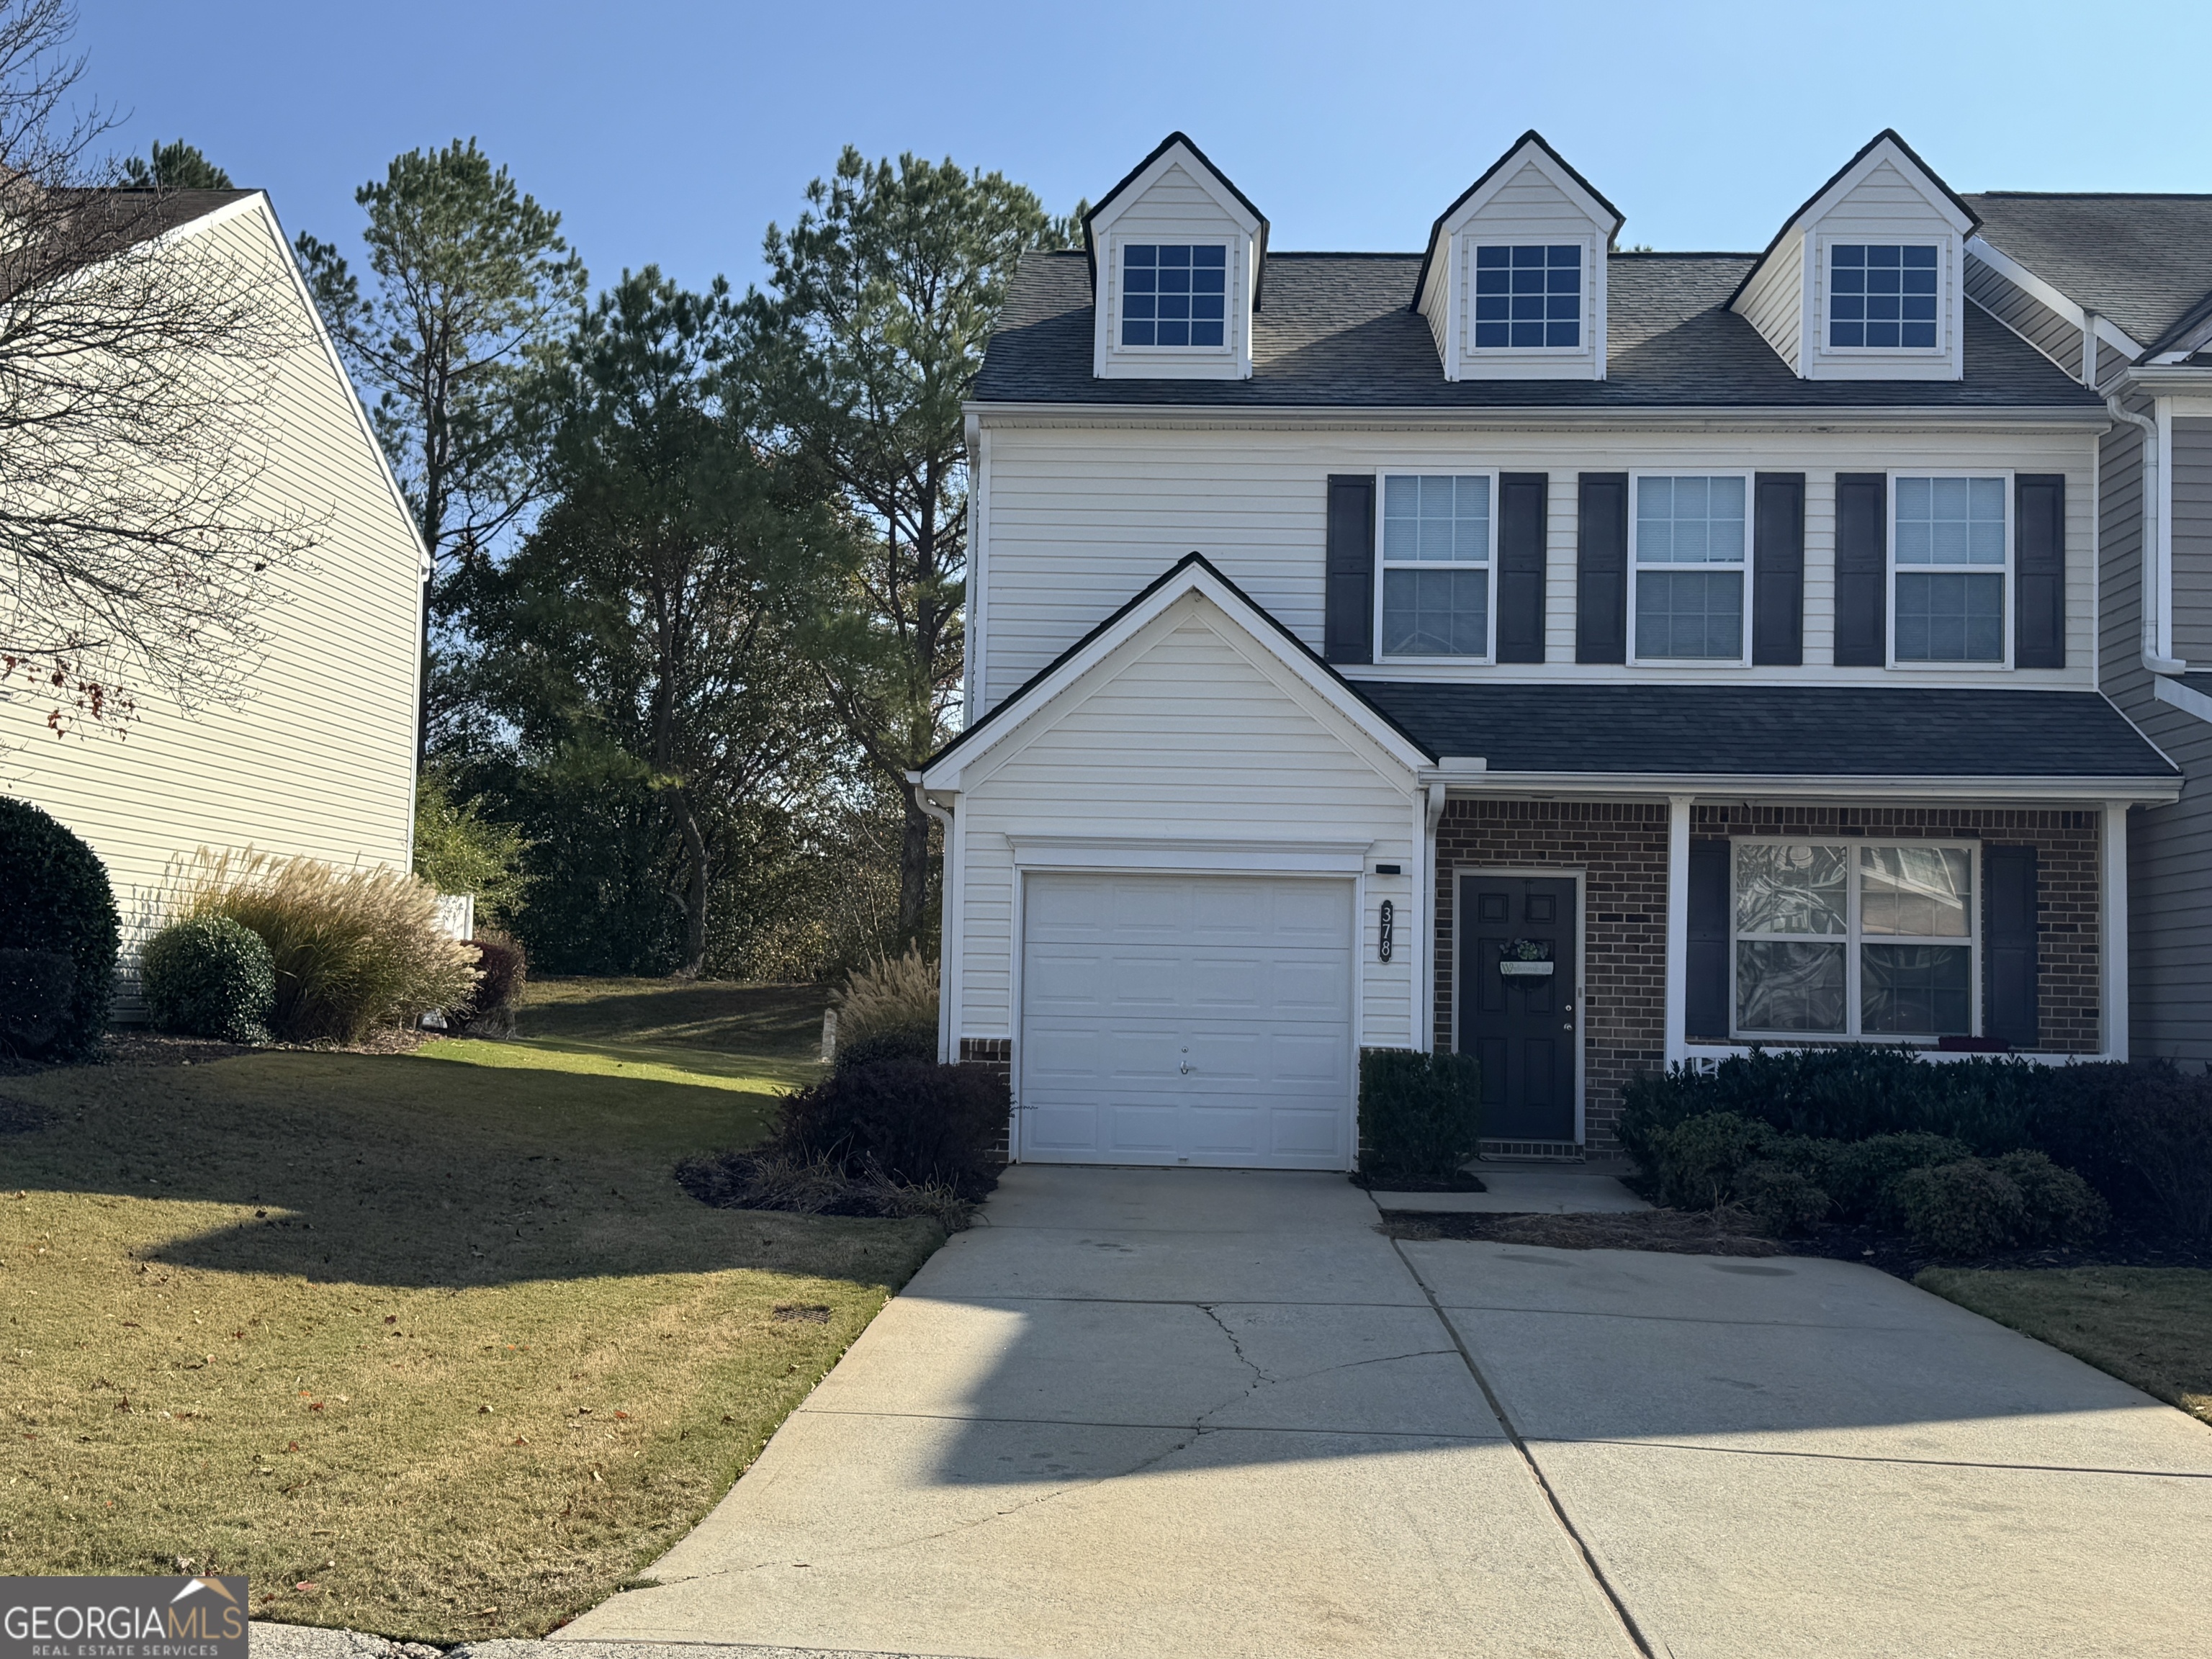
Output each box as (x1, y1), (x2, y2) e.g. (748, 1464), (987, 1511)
(1731, 130), (1977, 382)
(1084, 134), (1266, 382)
(1414, 132), (1622, 383)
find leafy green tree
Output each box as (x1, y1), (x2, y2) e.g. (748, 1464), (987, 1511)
(411, 764), (534, 925)
(292, 140), (585, 757)
(475, 269), (850, 976)
(750, 148), (1079, 945)
(119, 138), (230, 189)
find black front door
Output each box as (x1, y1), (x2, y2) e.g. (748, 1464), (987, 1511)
(1460, 874), (1578, 1142)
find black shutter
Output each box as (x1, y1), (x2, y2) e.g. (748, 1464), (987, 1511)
(1496, 472), (1548, 663)
(2015, 474), (2066, 669)
(1752, 472), (1805, 666)
(1834, 472), (1888, 666)
(1324, 475), (1375, 664)
(1576, 472), (1628, 664)
(1984, 844), (2040, 1049)
(1686, 838), (1732, 1042)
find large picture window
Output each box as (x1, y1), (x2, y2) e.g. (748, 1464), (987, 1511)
(1472, 244), (1581, 349)
(1378, 474), (1491, 657)
(1732, 840), (1977, 1040)
(1633, 475), (1748, 662)
(1829, 244), (1938, 349)
(1120, 244), (1227, 348)
(1894, 475), (2008, 664)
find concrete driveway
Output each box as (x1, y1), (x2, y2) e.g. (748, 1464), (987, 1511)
(559, 1165), (2212, 1659)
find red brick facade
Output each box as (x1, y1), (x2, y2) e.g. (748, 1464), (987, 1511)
(1434, 799), (2103, 1150)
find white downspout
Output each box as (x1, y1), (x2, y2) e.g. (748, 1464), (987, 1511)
(2107, 392), (2186, 675)
(1663, 795), (1692, 1067)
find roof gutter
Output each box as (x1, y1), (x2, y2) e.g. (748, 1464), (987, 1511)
(2105, 392), (2188, 675)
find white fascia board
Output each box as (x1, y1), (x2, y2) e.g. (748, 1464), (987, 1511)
(917, 566), (1432, 790)
(1087, 140), (1262, 238)
(2154, 675), (2212, 726)
(1432, 771), (2180, 804)
(2112, 364), (2212, 395)
(963, 400), (2108, 433)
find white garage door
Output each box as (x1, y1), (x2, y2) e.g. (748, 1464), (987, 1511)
(1019, 873), (1355, 1169)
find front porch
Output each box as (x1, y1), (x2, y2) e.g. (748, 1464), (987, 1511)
(1429, 796), (2134, 1152)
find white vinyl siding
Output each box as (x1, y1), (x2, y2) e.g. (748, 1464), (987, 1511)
(1, 199), (423, 1007)
(1419, 148), (1610, 382)
(951, 597), (1418, 1053)
(1735, 230), (1806, 374)
(971, 423), (2095, 701)
(1092, 157), (1256, 382)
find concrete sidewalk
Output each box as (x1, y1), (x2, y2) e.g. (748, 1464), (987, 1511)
(556, 1165), (2212, 1659)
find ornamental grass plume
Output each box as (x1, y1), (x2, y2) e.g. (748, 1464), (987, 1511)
(835, 944), (939, 1051)
(165, 848), (479, 1043)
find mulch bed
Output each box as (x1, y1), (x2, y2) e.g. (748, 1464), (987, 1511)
(1379, 1207), (1788, 1256)
(1382, 1204), (2212, 1277)
(1350, 1171), (1488, 1193)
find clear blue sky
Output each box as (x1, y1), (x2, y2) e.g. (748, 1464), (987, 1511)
(76, 0), (2209, 297)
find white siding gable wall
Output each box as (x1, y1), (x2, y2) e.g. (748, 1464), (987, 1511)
(973, 419), (2098, 702)
(1418, 148), (1613, 382)
(1733, 140), (1972, 382)
(1090, 151), (1259, 382)
(4, 197), (426, 1002)
(946, 590), (1421, 1056)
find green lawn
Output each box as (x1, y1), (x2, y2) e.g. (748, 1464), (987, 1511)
(1919, 1266), (2212, 1427)
(0, 978), (941, 1641)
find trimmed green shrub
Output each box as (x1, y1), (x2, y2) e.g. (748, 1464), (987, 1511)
(1358, 1049), (1482, 1180)
(834, 1022), (937, 1072)
(1818, 1132), (1975, 1220)
(0, 798), (118, 1060)
(0, 948), (75, 1057)
(1646, 1111), (1775, 1208)
(1889, 1151), (2109, 1256)
(772, 1059), (1008, 1197)
(140, 917), (274, 1044)
(1989, 1150), (2110, 1245)
(1737, 1162), (1833, 1233)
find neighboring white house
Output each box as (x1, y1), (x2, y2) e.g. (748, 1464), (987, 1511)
(1, 187), (427, 1000)
(922, 130), (2193, 1171)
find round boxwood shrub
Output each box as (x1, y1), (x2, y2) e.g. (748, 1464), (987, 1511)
(833, 1020), (938, 1072)
(0, 796), (118, 1059)
(141, 915), (275, 1044)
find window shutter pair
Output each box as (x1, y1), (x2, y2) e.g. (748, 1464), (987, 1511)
(1323, 473), (1549, 664)
(1573, 473), (1804, 662)
(1837, 474), (2066, 667)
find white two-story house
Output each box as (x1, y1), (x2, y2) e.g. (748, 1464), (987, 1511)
(917, 130), (2188, 1166)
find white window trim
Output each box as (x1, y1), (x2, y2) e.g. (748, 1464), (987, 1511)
(1373, 469), (1498, 664)
(1728, 836), (1982, 1045)
(1109, 234), (1236, 359)
(1629, 468), (1755, 668)
(1461, 233), (1598, 358)
(1887, 468), (2014, 672)
(1815, 233), (1951, 361)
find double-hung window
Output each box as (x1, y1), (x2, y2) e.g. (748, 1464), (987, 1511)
(1894, 475), (2008, 664)
(1120, 243), (1226, 348)
(1472, 244), (1581, 349)
(1378, 474), (1491, 658)
(1732, 840), (1977, 1040)
(1829, 244), (1939, 349)
(1632, 474), (1748, 663)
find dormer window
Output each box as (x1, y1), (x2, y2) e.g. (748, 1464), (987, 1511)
(1120, 244), (1227, 348)
(1829, 245), (1938, 348)
(1473, 245), (1583, 349)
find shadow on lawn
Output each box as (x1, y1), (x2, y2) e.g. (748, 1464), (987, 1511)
(4, 1041), (868, 1291)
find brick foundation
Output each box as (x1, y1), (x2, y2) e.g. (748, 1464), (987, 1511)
(958, 1038), (1014, 1161)
(1434, 799), (2105, 1152)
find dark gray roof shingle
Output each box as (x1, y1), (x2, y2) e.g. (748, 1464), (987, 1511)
(1964, 193), (2212, 353)
(1349, 681), (2176, 779)
(975, 250), (2100, 410)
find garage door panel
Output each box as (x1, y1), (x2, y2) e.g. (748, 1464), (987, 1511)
(1020, 873), (1354, 1169)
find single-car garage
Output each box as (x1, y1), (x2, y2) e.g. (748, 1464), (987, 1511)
(1018, 872), (1356, 1169)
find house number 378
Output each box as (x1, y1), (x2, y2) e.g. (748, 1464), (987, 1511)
(1378, 899), (1393, 963)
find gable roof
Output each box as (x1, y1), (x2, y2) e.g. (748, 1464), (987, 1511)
(1727, 130), (1978, 309)
(1081, 132), (1271, 306)
(1411, 130), (1624, 313)
(920, 552), (1436, 783)
(1965, 192), (2212, 354)
(974, 248), (2100, 410)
